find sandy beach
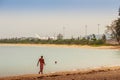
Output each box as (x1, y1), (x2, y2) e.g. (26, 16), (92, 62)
(1, 66), (120, 80)
(0, 43), (119, 50)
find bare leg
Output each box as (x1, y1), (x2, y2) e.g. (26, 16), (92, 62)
(40, 68), (43, 74)
(38, 71), (40, 74)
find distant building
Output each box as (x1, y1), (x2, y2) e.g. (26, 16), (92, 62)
(38, 36), (57, 40)
(35, 34), (57, 40)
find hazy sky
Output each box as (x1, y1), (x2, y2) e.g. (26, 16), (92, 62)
(0, 0), (119, 38)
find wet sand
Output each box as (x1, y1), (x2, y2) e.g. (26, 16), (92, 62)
(1, 66), (120, 80)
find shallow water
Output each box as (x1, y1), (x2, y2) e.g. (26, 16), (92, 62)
(0, 46), (120, 77)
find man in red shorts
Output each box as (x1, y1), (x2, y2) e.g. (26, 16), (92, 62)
(37, 56), (45, 74)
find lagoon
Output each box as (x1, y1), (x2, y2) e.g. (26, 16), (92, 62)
(0, 45), (120, 77)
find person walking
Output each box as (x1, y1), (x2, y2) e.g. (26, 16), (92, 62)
(37, 56), (45, 74)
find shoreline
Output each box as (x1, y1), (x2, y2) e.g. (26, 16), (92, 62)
(1, 66), (120, 80)
(0, 43), (119, 50)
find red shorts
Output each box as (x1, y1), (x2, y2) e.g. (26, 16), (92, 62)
(40, 64), (44, 72)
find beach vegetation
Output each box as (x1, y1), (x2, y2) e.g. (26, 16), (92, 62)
(0, 34), (106, 45)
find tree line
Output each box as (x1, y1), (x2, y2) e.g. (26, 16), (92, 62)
(0, 34), (106, 45)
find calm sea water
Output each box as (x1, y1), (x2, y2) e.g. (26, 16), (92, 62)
(0, 46), (120, 77)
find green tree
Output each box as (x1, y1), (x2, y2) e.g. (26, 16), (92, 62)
(102, 34), (106, 42)
(106, 18), (120, 44)
(57, 34), (63, 40)
(92, 34), (96, 41)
